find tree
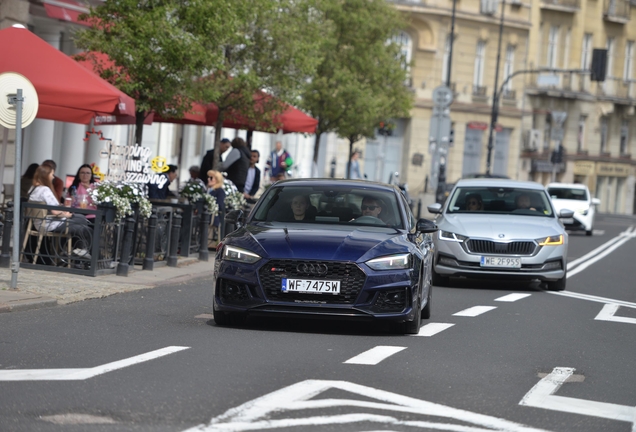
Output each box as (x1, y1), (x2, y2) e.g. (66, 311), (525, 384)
(194, 0), (325, 169)
(300, 0), (413, 178)
(74, 0), (236, 145)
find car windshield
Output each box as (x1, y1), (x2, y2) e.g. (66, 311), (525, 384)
(446, 186), (553, 216)
(547, 187), (588, 201)
(252, 184), (403, 228)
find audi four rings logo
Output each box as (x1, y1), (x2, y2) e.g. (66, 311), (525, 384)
(296, 263), (329, 275)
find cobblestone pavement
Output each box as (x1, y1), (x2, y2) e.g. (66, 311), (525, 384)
(0, 257), (214, 311)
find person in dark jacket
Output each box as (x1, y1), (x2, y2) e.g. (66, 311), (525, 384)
(199, 138), (230, 183)
(219, 137), (250, 192)
(148, 164), (178, 199)
(243, 149), (261, 201)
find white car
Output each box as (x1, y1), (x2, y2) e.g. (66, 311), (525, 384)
(546, 183), (600, 236)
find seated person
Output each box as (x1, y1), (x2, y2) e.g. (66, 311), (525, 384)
(465, 193), (483, 211)
(67, 164), (98, 220)
(354, 196), (386, 223)
(207, 170), (226, 228)
(515, 194), (537, 211)
(289, 194), (314, 221)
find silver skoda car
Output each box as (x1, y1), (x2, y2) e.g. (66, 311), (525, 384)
(427, 179), (573, 290)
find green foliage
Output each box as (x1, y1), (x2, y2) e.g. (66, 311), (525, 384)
(180, 181), (218, 216)
(300, 0), (414, 163)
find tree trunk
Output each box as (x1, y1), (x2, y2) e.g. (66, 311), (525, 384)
(212, 110), (225, 171)
(346, 138), (354, 179)
(312, 131), (322, 178)
(135, 111), (147, 145)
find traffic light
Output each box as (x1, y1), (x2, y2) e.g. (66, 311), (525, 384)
(590, 49), (607, 82)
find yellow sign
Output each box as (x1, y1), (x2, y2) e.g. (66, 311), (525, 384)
(151, 156), (169, 173)
(573, 161), (595, 176)
(596, 162), (630, 177)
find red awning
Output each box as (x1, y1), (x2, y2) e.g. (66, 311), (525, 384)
(0, 26), (135, 124)
(42, 0), (90, 27)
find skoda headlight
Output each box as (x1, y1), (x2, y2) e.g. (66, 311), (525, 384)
(439, 230), (468, 242)
(576, 206), (589, 215)
(366, 254), (411, 271)
(222, 245), (261, 264)
(537, 235), (564, 246)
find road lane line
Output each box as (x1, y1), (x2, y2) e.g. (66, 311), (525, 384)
(595, 304), (636, 324)
(414, 323), (455, 337)
(453, 306), (497, 317)
(344, 346), (406, 365)
(547, 291), (636, 309)
(495, 293), (532, 302)
(568, 236), (633, 278)
(567, 226), (635, 271)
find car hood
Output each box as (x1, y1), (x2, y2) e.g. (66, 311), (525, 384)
(227, 222), (409, 262)
(551, 199), (589, 212)
(438, 213), (563, 239)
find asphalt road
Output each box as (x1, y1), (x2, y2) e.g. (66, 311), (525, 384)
(0, 214), (634, 432)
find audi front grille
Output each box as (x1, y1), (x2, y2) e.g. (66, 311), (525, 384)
(258, 259), (366, 304)
(466, 239), (536, 255)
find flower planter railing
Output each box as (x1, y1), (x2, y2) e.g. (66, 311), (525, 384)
(133, 206), (174, 265)
(149, 199), (199, 257)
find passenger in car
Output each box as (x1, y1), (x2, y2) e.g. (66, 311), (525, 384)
(465, 193), (483, 211)
(515, 194), (537, 211)
(290, 194), (315, 221)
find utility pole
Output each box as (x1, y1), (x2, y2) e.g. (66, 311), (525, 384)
(447, 0), (458, 87)
(485, 0), (506, 176)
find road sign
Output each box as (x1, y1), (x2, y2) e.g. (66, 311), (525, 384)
(432, 85), (454, 108)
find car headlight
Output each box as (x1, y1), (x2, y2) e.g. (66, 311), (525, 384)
(366, 254), (411, 270)
(222, 245), (261, 264)
(576, 206), (589, 215)
(439, 230), (468, 242)
(537, 235), (564, 246)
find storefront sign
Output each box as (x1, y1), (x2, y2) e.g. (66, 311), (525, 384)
(596, 162), (630, 177)
(573, 161), (595, 176)
(105, 143), (168, 186)
(531, 159), (565, 173)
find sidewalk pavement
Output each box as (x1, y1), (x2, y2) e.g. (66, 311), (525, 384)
(0, 257), (215, 313)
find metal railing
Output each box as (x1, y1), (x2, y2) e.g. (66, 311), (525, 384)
(604, 0), (631, 20)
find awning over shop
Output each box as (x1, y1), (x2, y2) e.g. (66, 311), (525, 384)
(0, 26), (136, 124)
(42, 0), (90, 26)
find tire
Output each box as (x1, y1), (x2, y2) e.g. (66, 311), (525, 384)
(547, 269), (567, 291)
(431, 265), (450, 287)
(213, 302), (228, 326)
(401, 296), (422, 335)
(585, 229), (593, 236)
(422, 287), (432, 320)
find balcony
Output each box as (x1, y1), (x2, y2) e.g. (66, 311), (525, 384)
(604, 0), (630, 23)
(472, 85), (488, 102)
(597, 77), (636, 101)
(541, 0), (580, 12)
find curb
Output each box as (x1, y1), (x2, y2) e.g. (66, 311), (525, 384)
(0, 297), (58, 313)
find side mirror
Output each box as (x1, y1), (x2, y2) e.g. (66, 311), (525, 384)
(591, 198), (601, 206)
(416, 218), (438, 233)
(225, 209), (244, 230)
(559, 209), (575, 218)
(427, 203), (442, 214)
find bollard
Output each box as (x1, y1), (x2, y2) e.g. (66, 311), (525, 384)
(117, 215), (136, 276)
(167, 210), (182, 267)
(199, 206), (211, 262)
(143, 208), (158, 271)
(0, 202), (13, 268)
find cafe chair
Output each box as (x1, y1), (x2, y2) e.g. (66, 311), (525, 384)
(21, 203), (72, 267)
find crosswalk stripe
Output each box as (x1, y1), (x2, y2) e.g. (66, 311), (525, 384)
(453, 306), (497, 317)
(495, 293), (532, 302)
(414, 323), (455, 337)
(344, 346), (407, 365)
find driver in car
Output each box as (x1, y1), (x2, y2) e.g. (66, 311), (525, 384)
(361, 196), (383, 218)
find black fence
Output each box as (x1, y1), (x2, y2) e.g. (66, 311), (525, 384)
(0, 199), (213, 277)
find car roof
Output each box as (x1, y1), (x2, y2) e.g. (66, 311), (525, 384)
(546, 182), (589, 190)
(272, 178), (399, 193)
(454, 178), (547, 190)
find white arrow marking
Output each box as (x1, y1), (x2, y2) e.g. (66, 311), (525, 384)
(595, 304), (636, 324)
(344, 346), (406, 365)
(184, 379), (550, 432)
(453, 306), (497, 317)
(0, 346), (189, 381)
(520, 367), (635, 428)
(495, 293), (532, 302)
(414, 322), (455, 337)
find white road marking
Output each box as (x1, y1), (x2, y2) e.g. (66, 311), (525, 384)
(184, 379), (550, 432)
(567, 226), (635, 273)
(592, 229), (605, 236)
(520, 367), (635, 428)
(344, 346), (406, 365)
(453, 306), (497, 317)
(0, 346), (190, 381)
(495, 293), (532, 302)
(595, 304), (636, 325)
(547, 291), (636, 309)
(414, 323), (455, 337)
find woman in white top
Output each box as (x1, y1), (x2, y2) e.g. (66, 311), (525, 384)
(28, 164), (92, 257)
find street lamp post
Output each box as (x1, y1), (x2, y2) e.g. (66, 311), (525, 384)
(485, 0), (506, 175)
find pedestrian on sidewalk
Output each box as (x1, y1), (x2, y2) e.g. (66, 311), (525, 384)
(265, 141), (293, 183)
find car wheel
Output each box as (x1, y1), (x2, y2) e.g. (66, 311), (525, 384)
(422, 287), (432, 320)
(546, 269), (567, 291)
(431, 265), (449, 287)
(213, 302), (228, 326)
(401, 296), (422, 335)
(585, 228), (593, 236)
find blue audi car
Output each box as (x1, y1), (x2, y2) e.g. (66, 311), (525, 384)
(212, 179), (438, 334)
